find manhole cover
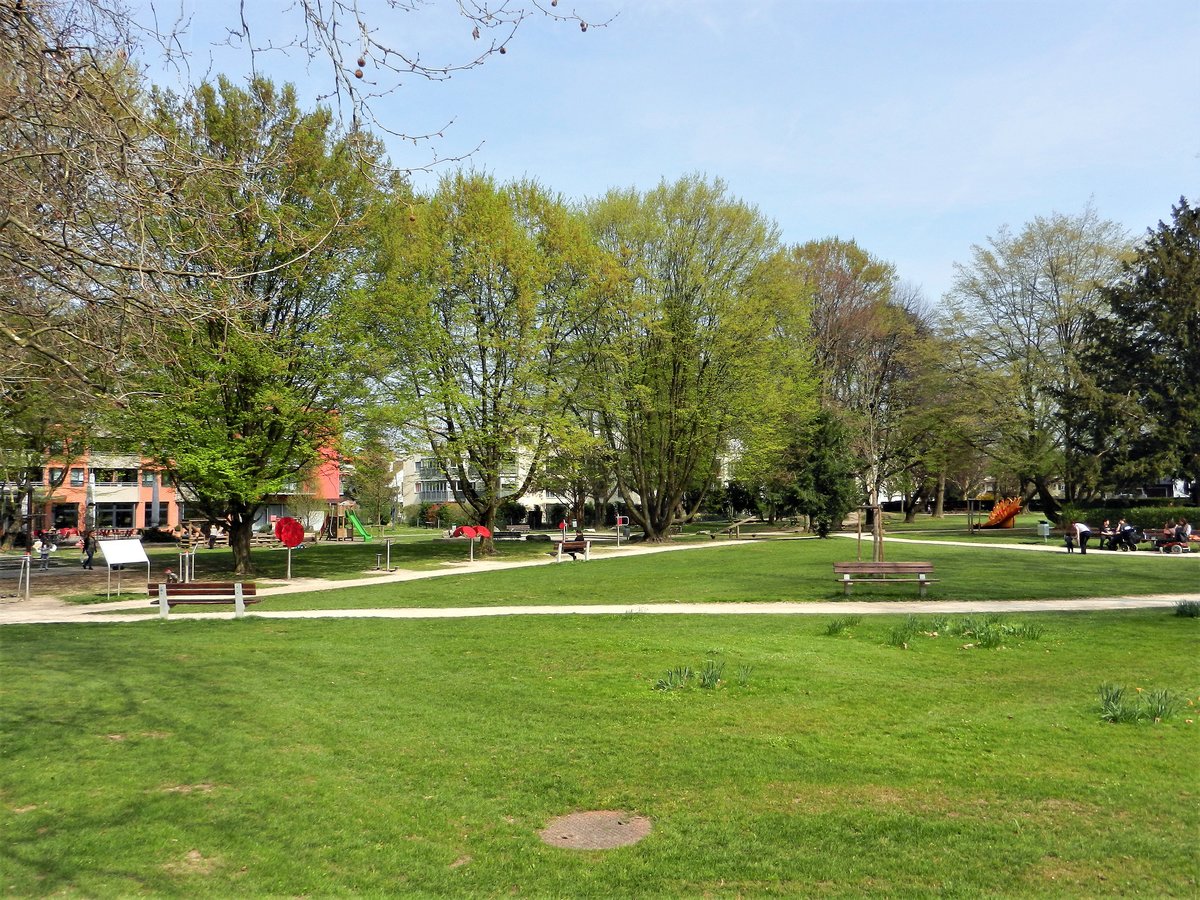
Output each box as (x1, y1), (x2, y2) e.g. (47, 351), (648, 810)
(539, 810), (652, 850)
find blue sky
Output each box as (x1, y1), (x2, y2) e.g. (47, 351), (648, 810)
(159, 0), (1199, 303)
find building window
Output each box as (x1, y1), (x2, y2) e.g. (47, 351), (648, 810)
(49, 467), (65, 486)
(70, 468), (84, 487)
(94, 503), (136, 529)
(53, 504), (79, 529)
(92, 468), (139, 486)
(142, 470), (157, 486)
(143, 503), (167, 528)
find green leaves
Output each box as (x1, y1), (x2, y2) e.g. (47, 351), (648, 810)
(370, 173), (602, 528)
(582, 176), (805, 539)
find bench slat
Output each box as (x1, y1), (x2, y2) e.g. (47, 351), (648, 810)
(833, 562), (933, 574)
(161, 597), (263, 605)
(552, 539), (591, 561)
(832, 562), (937, 598)
(148, 583), (257, 596)
(149, 581), (258, 618)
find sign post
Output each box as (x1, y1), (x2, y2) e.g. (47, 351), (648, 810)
(275, 517), (306, 579)
(615, 516), (629, 547)
(98, 539), (150, 600)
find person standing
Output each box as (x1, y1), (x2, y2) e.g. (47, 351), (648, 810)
(34, 537), (51, 569)
(81, 529), (97, 569)
(1072, 520), (1093, 555)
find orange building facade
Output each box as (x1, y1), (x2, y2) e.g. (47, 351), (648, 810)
(26, 450), (342, 537)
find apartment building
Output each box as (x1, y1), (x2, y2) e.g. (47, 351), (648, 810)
(14, 449), (342, 536)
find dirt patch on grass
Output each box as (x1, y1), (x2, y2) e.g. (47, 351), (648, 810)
(161, 783), (217, 795)
(539, 810), (651, 850)
(163, 849), (219, 876)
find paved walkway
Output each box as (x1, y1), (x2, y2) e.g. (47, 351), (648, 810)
(1, 535), (1194, 625)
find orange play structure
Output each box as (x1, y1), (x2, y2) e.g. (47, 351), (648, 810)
(980, 496), (1022, 528)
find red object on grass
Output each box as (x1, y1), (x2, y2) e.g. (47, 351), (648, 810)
(474, 525), (492, 539)
(453, 525), (478, 539)
(275, 517), (305, 548)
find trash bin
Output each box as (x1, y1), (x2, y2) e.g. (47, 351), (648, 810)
(1037, 521), (1051, 541)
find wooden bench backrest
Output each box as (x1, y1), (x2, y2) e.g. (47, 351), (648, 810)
(560, 540), (588, 550)
(147, 582), (257, 598)
(833, 562), (933, 575)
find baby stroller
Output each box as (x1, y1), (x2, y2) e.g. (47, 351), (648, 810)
(1114, 524), (1141, 552)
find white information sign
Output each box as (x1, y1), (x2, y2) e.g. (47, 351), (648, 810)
(98, 539), (149, 566)
(98, 539), (150, 598)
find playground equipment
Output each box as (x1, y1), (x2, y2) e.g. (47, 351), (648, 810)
(346, 511), (372, 541)
(451, 525), (491, 561)
(979, 497), (1022, 529)
(320, 503), (373, 542)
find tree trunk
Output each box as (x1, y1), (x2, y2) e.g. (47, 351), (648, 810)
(1032, 476), (1063, 525)
(228, 509), (255, 576)
(934, 472), (946, 518)
(869, 489), (884, 562)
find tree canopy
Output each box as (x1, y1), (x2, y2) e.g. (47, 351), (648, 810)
(582, 175), (809, 541)
(1080, 197), (1200, 502)
(369, 172), (604, 535)
(124, 76), (386, 574)
(941, 205), (1130, 519)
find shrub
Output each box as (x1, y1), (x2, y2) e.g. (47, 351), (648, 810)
(654, 666), (693, 692)
(823, 616), (861, 636)
(697, 659), (724, 689)
(1098, 683), (1181, 724)
(1174, 600), (1200, 618)
(889, 616), (921, 649)
(1098, 683), (1140, 723)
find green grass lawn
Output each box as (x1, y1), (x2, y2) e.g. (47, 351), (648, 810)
(2, 610), (1196, 896)
(95, 537), (1200, 615)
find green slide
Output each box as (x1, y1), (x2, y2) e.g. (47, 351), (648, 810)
(345, 510), (373, 541)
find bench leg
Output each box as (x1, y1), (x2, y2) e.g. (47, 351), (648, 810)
(235, 583), (245, 618)
(158, 584), (170, 619)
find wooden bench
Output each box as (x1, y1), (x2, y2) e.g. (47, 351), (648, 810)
(551, 539), (591, 562)
(833, 562), (937, 598)
(147, 582), (259, 618)
(507, 524), (531, 533)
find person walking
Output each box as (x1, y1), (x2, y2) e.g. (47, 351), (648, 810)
(81, 529), (97, 569)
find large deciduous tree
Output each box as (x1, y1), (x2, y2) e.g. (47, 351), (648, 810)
(1, 0), (602, 404)
(583, 176), (803, 541)
(125, 77), (384, 575)
(789, 238), (929, 547)
(370, 172), (603, 537)
(941, 205), (1129, 520)
(1080, 197), (1200, 502)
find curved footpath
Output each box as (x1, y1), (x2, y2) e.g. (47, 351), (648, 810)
(0, 535), (1194, 626)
